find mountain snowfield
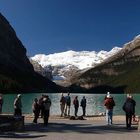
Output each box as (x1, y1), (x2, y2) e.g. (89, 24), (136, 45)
(31, 47), (122, 70)
(31, 47), (122, 80)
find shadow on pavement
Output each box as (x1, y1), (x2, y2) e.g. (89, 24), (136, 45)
(0, 121), (138, 138)
(0, 131), (46, 138)
(24, 122), (138, 134)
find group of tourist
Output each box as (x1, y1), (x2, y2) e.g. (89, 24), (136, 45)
(0, 92), (137, 129)
(13, 94), (51, 126)
(32, 95), (51, 126)
(60, 93), (87, 117)
(104, 92), (136, 129)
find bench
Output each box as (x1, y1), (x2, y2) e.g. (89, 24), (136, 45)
(0, 115), (24, 131)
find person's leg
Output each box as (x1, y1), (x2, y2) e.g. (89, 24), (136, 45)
(45, 110), (49, 125)
(75, 107), (78, 116)
(126, 114), (129, 128)
(82, 107), (85, 116)
(34, 111), (40, 123)
(62, 104), (65, 116)
(16, 108), (22, 116)
(74, 108), (76, 116)
(19, 109), (22, 116)
(43, 110), (49, 126)
(106, 109), (109, 125)
(60, 104), (63, 116)
(84, 107), (86, 116)
(64, 105), (67, 116)
(14, 108), (17, 116)
(33, 113), (37, 123)
(68, 106), (70, 116)
(109, 110), (113, 124)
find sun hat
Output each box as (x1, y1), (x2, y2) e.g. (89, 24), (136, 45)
(17, 94), (21, 98)
(107, 91), (110, 95)
(127, 94), (132, 98)
(107, 94), (111, 98)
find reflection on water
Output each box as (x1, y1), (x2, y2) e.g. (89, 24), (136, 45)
(2, 93), (140, 116)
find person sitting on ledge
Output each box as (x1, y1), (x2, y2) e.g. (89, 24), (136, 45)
(14, 94), (22, 116)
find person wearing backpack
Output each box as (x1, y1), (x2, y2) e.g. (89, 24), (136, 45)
(43, 95), (51, 126)
(123, 95), (136, 129)
(64, 93), (71, 116)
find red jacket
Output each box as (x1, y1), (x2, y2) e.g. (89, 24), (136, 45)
(104, 98), (115, 110)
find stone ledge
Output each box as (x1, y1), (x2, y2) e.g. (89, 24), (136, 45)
(0, 115), (24, 131)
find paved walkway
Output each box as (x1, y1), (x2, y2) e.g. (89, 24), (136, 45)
(0, 117), (140, 140)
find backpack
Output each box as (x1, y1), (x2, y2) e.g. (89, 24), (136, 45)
(123, 101), (134, 113)
(66, 96), (71, 105)
(81, 99), (86, 107)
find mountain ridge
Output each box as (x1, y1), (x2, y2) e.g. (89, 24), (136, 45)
(68, 35), (140, 93)
(31, 47), (121, 82)
(0, 13), (63, 93)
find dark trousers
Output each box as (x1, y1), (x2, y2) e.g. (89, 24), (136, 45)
(33, 111), (40, 123)
(43, 110), (50, 126)
(82, 107), (86, 116)
(74, 107), (78, 117)
(14, 108), (22, 116)
(40, 106), (44, 118)
(126, 113), (132, 128)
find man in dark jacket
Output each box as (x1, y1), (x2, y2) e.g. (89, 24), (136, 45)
(43, 95), (51, 126)
(123, 95), (136, 129)
(80, 96), (87, 116)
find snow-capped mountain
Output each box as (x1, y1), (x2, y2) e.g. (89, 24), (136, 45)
(31, 47), (122, 81)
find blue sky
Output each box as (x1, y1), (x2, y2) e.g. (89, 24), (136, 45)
(0, 0), (140, 56)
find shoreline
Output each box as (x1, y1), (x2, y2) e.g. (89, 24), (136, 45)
(15, 114), (131, 121)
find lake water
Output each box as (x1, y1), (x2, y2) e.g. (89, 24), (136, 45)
(2, 93), (140, 116)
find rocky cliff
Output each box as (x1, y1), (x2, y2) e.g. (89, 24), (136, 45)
(0, 13), (62, 93)
(29, 59), (53, 80)
(69, 35), (140, 93)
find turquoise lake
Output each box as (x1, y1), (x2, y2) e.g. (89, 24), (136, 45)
(2, 93), (140, 116)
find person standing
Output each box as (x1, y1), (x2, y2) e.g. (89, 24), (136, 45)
(0, 94), (3, 114)
(123, 95), (136, 129)
(104, 94), (115, 125)
(38, 94), (45, 118)
(80, 96), (87, 116)
(32, 98), (40, 124)
(60, 93), (66, 117)
(43, 95), (51, 126)
(64, 93), (71, 116)
(73, 96), (79, 117)
(14, 94), (22, 116)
